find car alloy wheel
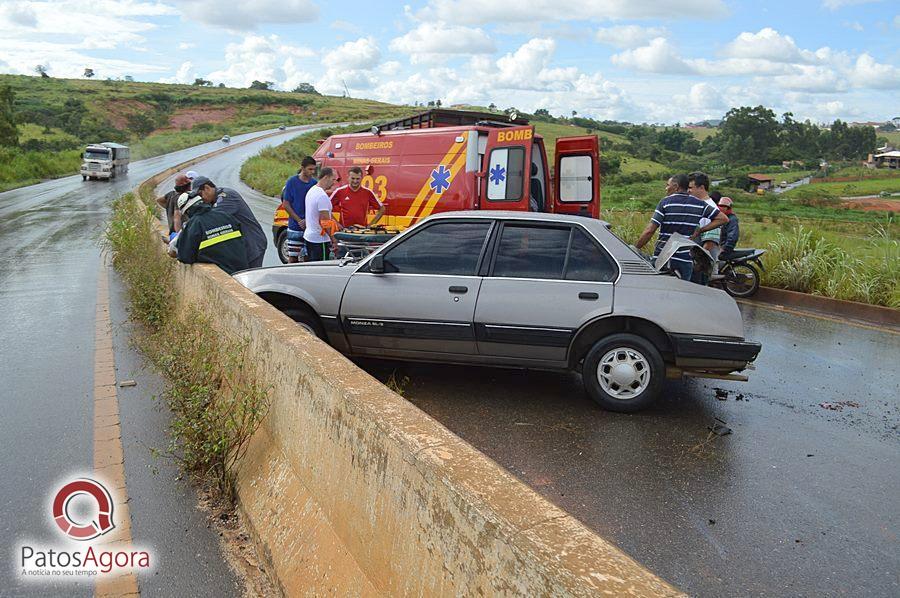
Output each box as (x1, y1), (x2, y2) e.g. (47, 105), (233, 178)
(597, 347), (651, 399)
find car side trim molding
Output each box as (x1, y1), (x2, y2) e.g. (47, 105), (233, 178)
(475, 323), (573, 348)
(344, 317), (473, 341)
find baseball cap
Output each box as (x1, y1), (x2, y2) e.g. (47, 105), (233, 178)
(188, 175), (213, 198)
(718, 196), (733, 207)
(177, 191), (202, 213)
(185, 170), (199, 180)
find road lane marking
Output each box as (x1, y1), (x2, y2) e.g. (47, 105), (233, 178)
(736, 298), (899, 335)
(93, 263), (140, 597)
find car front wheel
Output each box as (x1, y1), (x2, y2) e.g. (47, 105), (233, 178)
(582, 333), (664, 413)
(283, 307), (326, 341)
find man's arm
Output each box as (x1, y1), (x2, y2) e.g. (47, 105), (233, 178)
(155, 194), (168, 208)
(635, 222), (659, 250)
(369, 205), (385, 226)
(281, 178), (305, 227)
(173, 208), (182, 233)
(367, 190), (385, 226)
(724, 218), (739, 249)
(698, 210), (727, 233)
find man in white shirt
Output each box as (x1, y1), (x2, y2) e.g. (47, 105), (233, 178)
(303, 167), (337, 261)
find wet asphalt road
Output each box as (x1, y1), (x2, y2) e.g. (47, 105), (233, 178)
(362, 304), (899, 597)
(3, 126), (898, 596)
(0, 126), (323, 596)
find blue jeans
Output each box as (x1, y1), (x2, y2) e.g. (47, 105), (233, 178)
(669, 259), (693, 281)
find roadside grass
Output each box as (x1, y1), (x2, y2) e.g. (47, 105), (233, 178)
(0, 147), (82, 192)
(105, 191), (269, 501)
(879, 130), (900, 146)
(618, 156), (669, 176)
(602, 208), (899, 307)
(783, 177), (900, 198)
(686, 126), (718, 141)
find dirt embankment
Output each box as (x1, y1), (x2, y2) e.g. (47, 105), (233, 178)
(842, 197), (900, 211)
(103, 100), (155, 130)
(165, 106), (238, 130)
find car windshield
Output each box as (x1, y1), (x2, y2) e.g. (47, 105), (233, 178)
(84, 150), (110, 160)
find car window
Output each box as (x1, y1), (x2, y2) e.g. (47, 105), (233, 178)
(486, 147), (525, 201)
(565, 229), (617, 282)
(492, 225), (570, 279)
(383, 221), (491, 275)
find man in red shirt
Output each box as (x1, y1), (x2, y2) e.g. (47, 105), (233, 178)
(330, 166), (385, 228)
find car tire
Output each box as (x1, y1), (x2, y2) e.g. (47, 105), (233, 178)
(582, 333), (664, 413)
(283, 307), (326, 341)
(275, 229), (289, 264)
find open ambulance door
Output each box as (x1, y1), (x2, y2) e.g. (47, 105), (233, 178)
(552, 135), (600, 218)
(480, 126), (534, 212)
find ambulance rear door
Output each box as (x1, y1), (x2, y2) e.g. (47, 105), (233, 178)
(551, 135), (600, 218)
(481, 126), (534, 212)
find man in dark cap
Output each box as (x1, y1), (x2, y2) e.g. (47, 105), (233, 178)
(175, 191), (249, 275)
(191, 176), (267, 268)
(155, 173), (191, 237)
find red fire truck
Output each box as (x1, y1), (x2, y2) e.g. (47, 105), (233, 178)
(272, 109), (600, 262)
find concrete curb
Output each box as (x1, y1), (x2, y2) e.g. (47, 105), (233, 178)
(128, 135), (682, 596)
(746, 286), (899, 331)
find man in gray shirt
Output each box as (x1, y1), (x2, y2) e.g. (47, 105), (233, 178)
(191, 176), (267, 268)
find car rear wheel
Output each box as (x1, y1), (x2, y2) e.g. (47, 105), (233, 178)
(276, 229), (289, 264)
(283, 307), (326, 341)
(582, 333), (663, 413)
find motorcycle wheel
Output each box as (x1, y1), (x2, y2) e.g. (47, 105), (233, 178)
(723, 263), (760, 298)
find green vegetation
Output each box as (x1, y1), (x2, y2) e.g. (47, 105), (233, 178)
(105, 189), (270, 500)
(783, 177), (900, 199)
(0, 74), (415, 191)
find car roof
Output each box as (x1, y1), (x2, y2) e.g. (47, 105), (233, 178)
(427, 210), (610, 228)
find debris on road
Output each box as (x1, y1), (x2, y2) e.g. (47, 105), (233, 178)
(819, 401), (860, 411)
(119, 379), (137, 387)
(714, 388), (729, 401)
(709, 418), (732, 436)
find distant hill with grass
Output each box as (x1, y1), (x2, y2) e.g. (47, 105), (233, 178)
(0, 74), (415, 191)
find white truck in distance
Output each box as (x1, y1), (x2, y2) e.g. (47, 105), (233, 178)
(81, 142), (130, 181)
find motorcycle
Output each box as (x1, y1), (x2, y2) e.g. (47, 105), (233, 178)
(712, 249), (767, 298)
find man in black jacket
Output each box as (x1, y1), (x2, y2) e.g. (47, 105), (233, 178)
(718, 196), (740, 258)
(175, 192), (249, 275)
(190, 176), (267, 268)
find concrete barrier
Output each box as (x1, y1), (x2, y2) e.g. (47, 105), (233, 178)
(130, 136), (681, 596)
(747, 286), (899, 331)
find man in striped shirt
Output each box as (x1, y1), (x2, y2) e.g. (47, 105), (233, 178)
(635, 174), (727, 282)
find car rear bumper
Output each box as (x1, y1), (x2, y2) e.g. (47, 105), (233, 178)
(670, 334), (761, 364)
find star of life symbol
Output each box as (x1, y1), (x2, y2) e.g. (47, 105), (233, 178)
(430, 165), (452, 194)
(489, 164), (506, 185)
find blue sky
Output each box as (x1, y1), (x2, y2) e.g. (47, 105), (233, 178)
(1, 0), (898, 124)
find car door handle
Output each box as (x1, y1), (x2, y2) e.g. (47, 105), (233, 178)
(449, 286), (468, 294)
(578, 292), (599, 300)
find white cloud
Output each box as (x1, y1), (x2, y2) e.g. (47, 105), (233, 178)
(610, 38), (697, 74)
(172, 0), (318, 31)
(328, 37), (381, 71)
(766, 65), (844, 93)
(416, 0), (728, 25)
(842, 21), (864, 31)
(205, 34), (316, 89)
(822, 0), (882, 9)
(389, 22), (495, 63)
(849, 53), (900, 89)
(722, 28), (812, 64)
(159, 61), (195, 84)
(595, 25), (667, 49)
(178, 42), (196, 50)
(2, 2), (37, 27)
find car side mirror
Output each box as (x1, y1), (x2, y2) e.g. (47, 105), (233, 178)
(369, 254), (385, 274)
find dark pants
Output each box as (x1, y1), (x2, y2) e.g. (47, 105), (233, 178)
(669, 259), (693, 281)
(304, 240), (330, 262)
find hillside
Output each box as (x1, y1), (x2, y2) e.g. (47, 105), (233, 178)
(0, 74), (415, 191)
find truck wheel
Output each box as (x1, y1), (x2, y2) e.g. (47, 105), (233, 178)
(582, 333), (663, 413)
(276, 229), (289, 264)
(283, 307), (326, 341)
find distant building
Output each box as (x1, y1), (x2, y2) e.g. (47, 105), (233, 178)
(873, 150), (900, 169)
(747, 173), (775, 192)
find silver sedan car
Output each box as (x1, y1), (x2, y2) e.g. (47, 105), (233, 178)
(234, 211), (760, 412)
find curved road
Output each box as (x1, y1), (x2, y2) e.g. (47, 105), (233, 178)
(2, 127), (897, 596)
(0, 125), (328, 596)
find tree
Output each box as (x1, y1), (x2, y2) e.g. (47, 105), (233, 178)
(717, 105), (779, 164)
(34, 64), (49, 78)
(192, 78), (212, 86)
(124, 75), (134, 82)
(0, 86), (18, 147)
(249, 80), (273, 90)
(83, 68), (95, 78)
(571, 110), (577, 117)
(436, 99), (442, 107)
(291, 82), (319, 94)
(217, 82), (225, 88)
(488, 103), (497, 111)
